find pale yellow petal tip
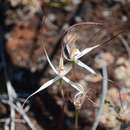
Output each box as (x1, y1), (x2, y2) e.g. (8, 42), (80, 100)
(73, 92), (86, 110)
(70, 48), (80, 58)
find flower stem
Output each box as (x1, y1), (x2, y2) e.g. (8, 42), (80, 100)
(75, 108), (79, 130)
(58, 79), (65, 130)
(59, 79), (65, 101)
(72, 61), (76, 80)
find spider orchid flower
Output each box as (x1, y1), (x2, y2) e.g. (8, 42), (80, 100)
(23, 48), (84, 107)
(63, 42), (100, 75)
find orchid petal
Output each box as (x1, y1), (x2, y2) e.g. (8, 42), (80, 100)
(23, 76), (60, 107)
(62, 76), (83, 92)
(63, 44), (71, 61)
(74, 91), (84, 98)
(75, 44), (100, 59)
(59, 54), (64, 70)
(44, 48), (58, 75)
(76, 60), (96, 74)
(65, 44), (71, 56)
(63, 65), (72, 75)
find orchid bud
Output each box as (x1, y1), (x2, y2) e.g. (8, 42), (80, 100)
(73, 92), (86, 110)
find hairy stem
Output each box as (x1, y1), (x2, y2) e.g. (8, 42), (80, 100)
(75, 108), (79, 130)
(58, 79), (65, 130)
(60, 79), (65, 100)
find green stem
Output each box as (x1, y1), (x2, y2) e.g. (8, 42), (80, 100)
(59, 79), (65, 101)
(72, 61), (79, 130)
(58, 79), (65, 130)
(75, 108), (79, 130)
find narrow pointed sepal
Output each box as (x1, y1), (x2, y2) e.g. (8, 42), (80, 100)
(22, 76), (60, 108)
(76, 60), (96, 74)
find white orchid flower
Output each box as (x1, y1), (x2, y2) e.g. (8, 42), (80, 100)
(23, 48), (84, 107)
(63, 21), (123, 75)
(62, 22), (104, 75)
(63, 41), (100, 74)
